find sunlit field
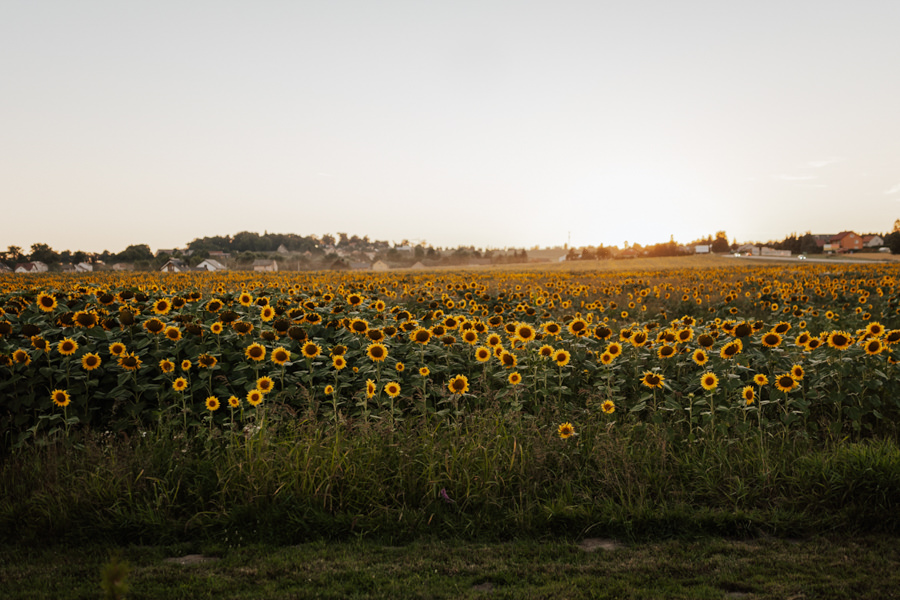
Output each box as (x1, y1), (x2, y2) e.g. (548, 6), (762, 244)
(2, 261), (899, 545)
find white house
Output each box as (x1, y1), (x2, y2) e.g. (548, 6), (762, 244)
(196, 258), (227, 272)
(15, 261), (48, 273)
(253, 259), (278, 272)
(160, 259), (187, 273)
(75, 262), (93, 272)
(694, 245), (710, 254)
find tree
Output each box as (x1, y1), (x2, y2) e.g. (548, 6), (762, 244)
(29, 243), (60, 264)
(116, 244), (154, 263)
(711, 231), (730, 253)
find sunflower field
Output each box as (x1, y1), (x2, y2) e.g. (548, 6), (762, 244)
(3, 263), (900, 544)
(2, 263), (900, 446)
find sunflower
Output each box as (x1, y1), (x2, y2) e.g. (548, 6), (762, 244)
(599, 352), (614, 365)
(260, 306), (276, 322)
(270, 347), (290, 365)
(864, 338), (883, 356)
(553, 349), (571, 367)
(366, 379), (377, 398)
(12, 349), (31, 365)
(238, 292), (254, 307)
(395, 362), (405, 372)
(827, 331), (853, 350)
(640, 371), (664, 389)
(630, 331), (648, 347)
(542, 322), (562, 336)
(720, 340), (742, 359)
(349, 318), (369, 335)
(245, 343), (266, 361)
(256, 376), (275, 394)
(761, 332), (782, 348)
(419, 366), (430, 377)
(773, 321), (791, 335)
(233, 321), (254, 335)
(144, 318), (165, 335)
(884, 330), (900, 345)
(700, 372), (719, 391)
(806, 338), (823, 351)
(384, 381), (401, 398)
(657, 345), (676, 360)
(462, 330), (479, 345)
(697, 334), (715, 349)
(205, 299), (224, 312)
(691, 349), (709, 366)
(205, 396), (221, 411)
(795, 332), (811, 346)
(53, 337), (79, 357)
(366, 342), (388, 362)
(73, 310), (98, 328)
(411, 328), (432, 344)
(474, 346), (492, 362)
(567, 318), (589, 337)
(301, 342), (322, 360)
(172, 377), (188, 392)
(332, 356), (347, 370)
(601, 400), (616, 414)
(741, 386), (755, 405)
(514, 323), (536, 344)
(159, 359), (175, 373)
(508, 372), (522, 385)
(866, 322), (885, 337)
(499, 351), (518, 369)
(606, 342), (623, 357)
(118, 353), (142, 371)
(81, 353), (101, 371)
(753, 374), (769, 386)
(790, 364), (805, 380)
(774, 373), (796, 393)
(210, 321), (224, 335)
(164, 326), (182, 342)
(593, 326), (613, 340)
(484, 333), (501, 348)
(152, 298), (172, 315)
(31, 336), (48, 351)
(228, 395), (240, 408)
(367, 328), (386, 343)
(37, 293), (58, 312)
(51, 389), (71, 407)
(448, 374), (469, 395)
(246, 389), (263, 406)
(557, 422), (576, 439)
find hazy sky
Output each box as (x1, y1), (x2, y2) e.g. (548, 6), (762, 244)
(3, 1), (900, 254)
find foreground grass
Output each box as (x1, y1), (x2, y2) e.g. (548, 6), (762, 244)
(3, 410), (900, 547)
(2, 536), (899, 599)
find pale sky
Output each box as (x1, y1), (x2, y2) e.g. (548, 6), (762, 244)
(2, 1), (900, 254)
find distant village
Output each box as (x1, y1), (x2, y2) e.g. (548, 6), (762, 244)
(3, 228), (898, 274)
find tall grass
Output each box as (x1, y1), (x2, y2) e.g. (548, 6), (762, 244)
(3, 403), (898, 546)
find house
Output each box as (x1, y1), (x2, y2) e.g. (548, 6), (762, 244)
(828, 232), (863, 253)
(195, 258), (227, 272)
(760, 247), (791, 257)
(253, 259), (278, 272)
(862, 235), (884, 248)
(112, 263), (134, 271)
(371, 260), (390, 271)
(14, 261), (48, 273)
(75, 262), (93, 272)
(737, 244), (760, 256)
(277, 244), (289, 254)
(0, 263), (11, 273)
(160, 259), (187, 273)
(694, 245), (710, 254)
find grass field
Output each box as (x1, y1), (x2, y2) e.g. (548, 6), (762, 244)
(3, 536), (899, 599)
